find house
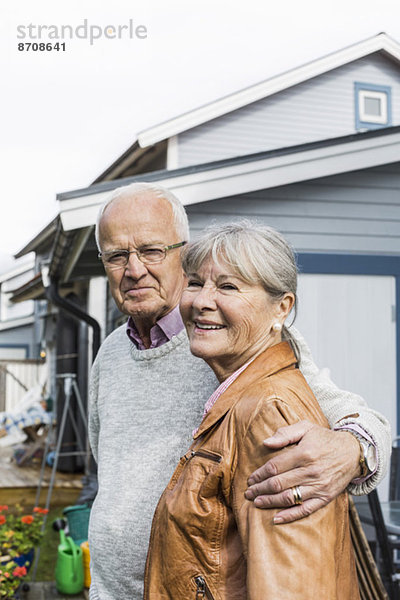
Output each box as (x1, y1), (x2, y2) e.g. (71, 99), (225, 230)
(9, 33), (400, 485)
(0, 259), (36, 360)
(0, 260), (49, 412)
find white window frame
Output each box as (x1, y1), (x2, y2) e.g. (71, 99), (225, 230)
(354, 81), (392, 130)
(358, 89), (388, 125)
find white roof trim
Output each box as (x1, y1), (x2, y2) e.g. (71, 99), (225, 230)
(0, 316), (34, 331)
(0, 260), (35, 284)
(59, 130), (400, 232)
(138, 33), (400, 148)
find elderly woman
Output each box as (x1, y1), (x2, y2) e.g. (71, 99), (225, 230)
(144, 222), (359, 600)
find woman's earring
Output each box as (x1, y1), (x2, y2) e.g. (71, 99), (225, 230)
(272, 322), (282, 332)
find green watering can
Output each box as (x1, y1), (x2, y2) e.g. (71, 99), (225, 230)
(55, 529), (84, 595)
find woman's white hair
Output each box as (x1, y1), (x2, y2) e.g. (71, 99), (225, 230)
(95, 182), (189, 250)
(182, 220), (299, 356)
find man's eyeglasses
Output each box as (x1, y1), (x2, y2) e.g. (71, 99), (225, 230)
(98, 241), (187, 269)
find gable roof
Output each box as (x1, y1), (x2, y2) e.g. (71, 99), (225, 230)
(138, 33), (400, 148)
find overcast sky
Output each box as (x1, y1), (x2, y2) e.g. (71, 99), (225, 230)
(2, 0), (400, 272)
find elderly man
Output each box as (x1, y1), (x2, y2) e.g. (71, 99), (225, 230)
(88, 182), (390, 600)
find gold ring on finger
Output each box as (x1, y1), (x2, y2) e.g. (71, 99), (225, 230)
(292, 485), (303, 505)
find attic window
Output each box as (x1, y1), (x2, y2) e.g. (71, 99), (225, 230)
(355, 82), (392, 130)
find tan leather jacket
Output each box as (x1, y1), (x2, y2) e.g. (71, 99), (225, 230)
(144, 342), (359, 600)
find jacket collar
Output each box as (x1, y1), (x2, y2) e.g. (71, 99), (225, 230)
(193, 341), (297, 440)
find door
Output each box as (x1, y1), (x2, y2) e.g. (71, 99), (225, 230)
(294, 273), (396, 499)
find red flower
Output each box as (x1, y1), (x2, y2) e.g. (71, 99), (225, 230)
(0, 505), (8, 512)
(33, 507), (49, 514)
(0, 515), (6, 525)
(21, 515), (34, 524)
(12, 566), (27, 578)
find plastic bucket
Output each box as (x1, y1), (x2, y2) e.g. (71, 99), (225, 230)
(63, 504), (91, 546)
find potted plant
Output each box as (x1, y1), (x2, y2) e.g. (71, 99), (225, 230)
(0, 561), (29, 599)
(0, 505), (48, 598)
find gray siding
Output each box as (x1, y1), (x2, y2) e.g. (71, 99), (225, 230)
(178, 54), (400, 167)
(0, 324), (34, 358)
(186, 163), (400, 255)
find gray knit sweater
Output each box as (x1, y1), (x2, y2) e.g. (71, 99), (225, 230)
(88, 324), (390, 600)
(88, 327), (219, 600)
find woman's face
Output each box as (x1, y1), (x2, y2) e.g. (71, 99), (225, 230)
(180, 256), (293, 381)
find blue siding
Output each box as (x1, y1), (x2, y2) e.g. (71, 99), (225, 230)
(186, 163), (400, 255)
(178, 54), (400, 167)
(0, 325), (34, 358)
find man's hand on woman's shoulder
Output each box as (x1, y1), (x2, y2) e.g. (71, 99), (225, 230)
(244, 420), (361, 524)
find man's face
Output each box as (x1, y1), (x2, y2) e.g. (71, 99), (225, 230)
(98, 193), (186, 326)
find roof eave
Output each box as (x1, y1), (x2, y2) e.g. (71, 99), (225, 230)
(91, 140), (140, 183)
(9, 273), (45, 303)
(14, 217), (59, 258)
(57, 126), (400, 233)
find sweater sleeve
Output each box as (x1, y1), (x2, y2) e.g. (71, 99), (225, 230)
(232, 397), (358, 600)
(291, 326), (391, 495)
(88, 358), (100, 464)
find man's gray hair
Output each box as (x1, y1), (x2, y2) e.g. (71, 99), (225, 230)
(182, 220), (299, 354)
(95, 182), (190, 250)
